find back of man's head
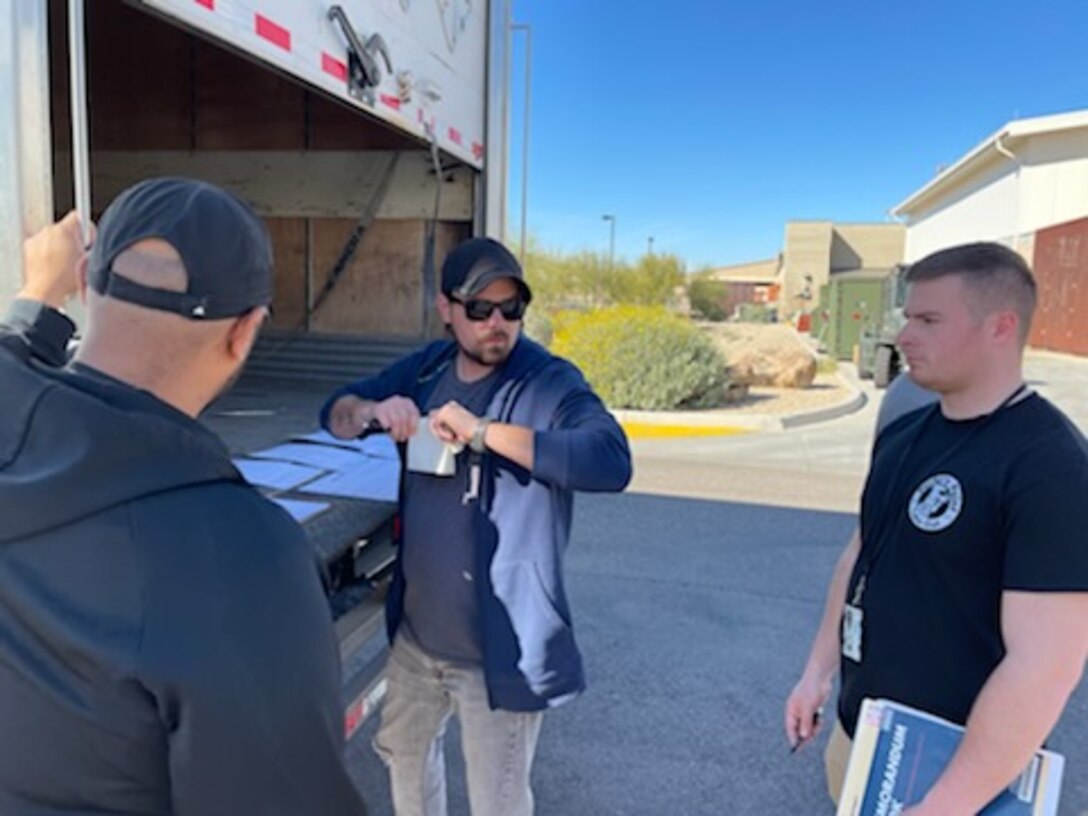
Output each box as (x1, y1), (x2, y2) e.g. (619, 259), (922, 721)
(87, 177), (273, 320)
(77, 178), (274, 414)
(905, 242), (1037, 343)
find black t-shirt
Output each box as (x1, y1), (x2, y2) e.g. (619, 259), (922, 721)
(839, 392), (1088, 736)
(401, 364), (498, 662)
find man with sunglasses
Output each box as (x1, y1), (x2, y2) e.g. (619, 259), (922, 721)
(321, 237), (632, 816)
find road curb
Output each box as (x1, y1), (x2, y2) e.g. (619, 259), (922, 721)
(612, 367), (867, 437)
(779, 383), (867, 429)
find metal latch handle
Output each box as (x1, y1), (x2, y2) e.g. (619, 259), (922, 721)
(327, 5), (393, 101)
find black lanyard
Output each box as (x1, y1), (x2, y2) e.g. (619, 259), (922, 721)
(851, 383), (1030, 607)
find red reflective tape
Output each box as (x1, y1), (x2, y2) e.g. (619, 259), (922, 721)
(195, 0), (213, 9)
(380, 94), (402, 111)
(255, 14), (291, 51)
(344, 700), (364, 739)
(472, 142), (484, 159)
(448, 127), (462, 145)
(322, 52), (347, 81)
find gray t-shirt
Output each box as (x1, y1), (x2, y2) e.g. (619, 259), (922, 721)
(401, 363), (498, 662)
(875, 373), (938, 437)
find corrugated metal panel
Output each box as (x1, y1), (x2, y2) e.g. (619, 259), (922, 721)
(245, 331), (425, 383)
(1030, 217), (1088, 356)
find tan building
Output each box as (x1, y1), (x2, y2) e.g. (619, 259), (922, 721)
(708, 257), (781, 284)
(780, 221), (905, 315)
(706, 257), (782, 315)
(709, 222), (904, 319)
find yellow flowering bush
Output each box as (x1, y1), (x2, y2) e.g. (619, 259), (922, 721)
(552, 306), (728, 410)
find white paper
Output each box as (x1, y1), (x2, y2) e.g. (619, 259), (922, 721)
(299, 457), (401, 502)
(233, 458), (322, 491)
(295, 429), (399, 460)
(271, 497), (331, 523)
(250, 442), (368, 471)
(354, 433), (399, 460)
(407, 418), (463, 476)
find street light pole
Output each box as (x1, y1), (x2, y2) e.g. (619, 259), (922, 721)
(647, 236), (654, 256)
(601, 214), (615, 273)
(511, 23), (531, 267)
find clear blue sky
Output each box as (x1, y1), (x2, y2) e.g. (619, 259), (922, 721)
(506, 0), (1088, 270)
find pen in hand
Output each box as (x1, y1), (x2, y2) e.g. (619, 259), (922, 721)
(789, 707), (823, 754)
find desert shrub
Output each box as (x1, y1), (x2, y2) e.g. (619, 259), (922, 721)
(687, 278), (730, 321)
(736, 302), (777, 323)
(552, 306), (729, 410)
(523, 244), (686, 312)
(522, 308), (554, 347)
(608, 253), (686, 306)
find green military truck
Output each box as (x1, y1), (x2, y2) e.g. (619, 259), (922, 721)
(811, 266), (905, 389)
(856, 265), (907, 389)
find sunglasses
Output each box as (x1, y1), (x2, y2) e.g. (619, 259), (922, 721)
(452, 295), (528, 322)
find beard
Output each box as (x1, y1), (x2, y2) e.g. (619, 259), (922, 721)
(460, 330), (513, 367)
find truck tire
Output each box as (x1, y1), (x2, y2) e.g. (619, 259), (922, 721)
(873, 346), (899, 389)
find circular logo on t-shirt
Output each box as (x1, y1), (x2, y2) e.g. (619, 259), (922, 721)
(908, 473), (963, 532)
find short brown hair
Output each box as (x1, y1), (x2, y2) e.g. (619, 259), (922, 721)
(905, 242), (1037, 342)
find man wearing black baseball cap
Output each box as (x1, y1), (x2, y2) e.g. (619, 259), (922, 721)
(0, 179), (367, 815)
(321, 237), (632, 816)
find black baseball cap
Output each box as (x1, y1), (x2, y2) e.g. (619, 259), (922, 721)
(441, 237), (532, 303)
(88, 177), (273, 320)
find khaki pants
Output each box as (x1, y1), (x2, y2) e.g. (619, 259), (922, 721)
(824, 719), (851, 806)
(374, 632), (544, 816)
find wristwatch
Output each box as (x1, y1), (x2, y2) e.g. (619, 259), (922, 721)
(469, 417), (492, 454)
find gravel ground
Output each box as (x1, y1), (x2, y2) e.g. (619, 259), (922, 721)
(723, 372), (853, 415)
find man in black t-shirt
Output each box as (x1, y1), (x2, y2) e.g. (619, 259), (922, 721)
(785, 242), (1088, 814)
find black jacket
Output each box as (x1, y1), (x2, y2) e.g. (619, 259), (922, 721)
(0, 300), (365, 814)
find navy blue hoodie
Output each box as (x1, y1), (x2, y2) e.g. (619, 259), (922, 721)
(0, 300), (365, 815)
(321, 337), (632, 711)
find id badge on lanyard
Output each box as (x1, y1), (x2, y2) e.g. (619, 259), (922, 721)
(842, 605), (863, 662)
(842, 575), (866, 663)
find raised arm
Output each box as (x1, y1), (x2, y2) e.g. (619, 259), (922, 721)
(430, 375), (632, 493)
(2, 212), (85, 365)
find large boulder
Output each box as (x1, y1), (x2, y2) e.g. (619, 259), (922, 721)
(705, 323), (821, 389)
(728, 347), (817, 388)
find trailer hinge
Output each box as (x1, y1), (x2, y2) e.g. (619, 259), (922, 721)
(327, 5), (393, 104)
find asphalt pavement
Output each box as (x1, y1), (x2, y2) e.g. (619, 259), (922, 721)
(338, 353), (1088, 815)
(338, 370), (869, 814)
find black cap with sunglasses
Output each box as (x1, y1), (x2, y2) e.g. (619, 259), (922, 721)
(441, 238), (532, 321)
